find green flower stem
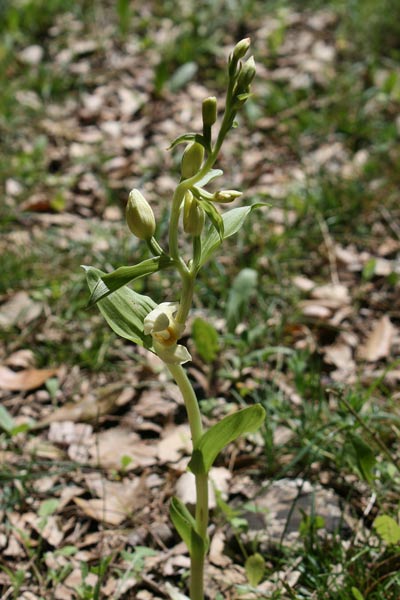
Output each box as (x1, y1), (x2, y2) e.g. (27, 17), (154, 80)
(169, 185), (186, 265)
(195, 472), (209, 540)
(167, 364), (203, 444)
(190, 546), (205, 600)
(176, 271), (195, 326)
(167, 364), (208, 600)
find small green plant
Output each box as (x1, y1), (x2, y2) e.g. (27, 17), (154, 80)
(83, 39), (265, 599)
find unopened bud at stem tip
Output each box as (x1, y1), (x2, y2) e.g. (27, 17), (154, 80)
(202, 96), (217, 127)
(233, 37), (251, 61)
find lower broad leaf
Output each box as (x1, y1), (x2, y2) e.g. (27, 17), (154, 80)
(83, 266), (155, 349)
(188, 404), (265, 475)
(170, 497), (205, 555)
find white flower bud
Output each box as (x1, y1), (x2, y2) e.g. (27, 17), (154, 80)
(202, 96), (217, 127)
(181, 142), (204, 179)
(233, 38), (251, 61)
(236, 56), (256, 95)
(183, 191), (205, 236)
(126, 189), (156, 240)
(212, 189), (242, 203)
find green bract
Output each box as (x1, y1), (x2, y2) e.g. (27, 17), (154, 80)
(83, 266), (155, 348)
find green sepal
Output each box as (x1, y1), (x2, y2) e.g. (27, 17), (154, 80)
(168, 132), (206, 151)
(188, 404), (265, 475)
(170, 497), (206, 555)
(83, 266), (155, 349)
(200, 203), (268, 267)
(193, 169), (223, 188)
(87, 256), (173, 307)
(201, 199), (224, 240)
(235, 92), (253, 103)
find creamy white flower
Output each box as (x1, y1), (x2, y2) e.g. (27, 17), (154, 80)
(153, 339), (192, 364)
(144, 302), (191, 364)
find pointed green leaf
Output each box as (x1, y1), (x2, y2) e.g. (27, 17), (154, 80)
(201, 199), (224, 240)
(245, 553), (265, 587)
(87, 256), (172, 307)
(188, 404), (265, 474)
(200, 203), (267, 267)
(170, 496), (196, 551)
(170, 496), (205, 556)
(194, 169), (223, 188)
(168, 132), (205, 150)
(83, 266), (155, 348)
(373, 515), (400, 545)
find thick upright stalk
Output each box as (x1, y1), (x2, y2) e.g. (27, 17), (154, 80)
(167, 364), (202, 444)
(167, 364), (208, 600)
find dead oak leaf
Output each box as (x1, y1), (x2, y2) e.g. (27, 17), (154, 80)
(88, 427), (158, 470)
(74, 477), (148, 526)
(0, 291), (42, 329)
(358, 315), (396, 362)
(38, 383), (132, 426)
(0, 365), (58, 391)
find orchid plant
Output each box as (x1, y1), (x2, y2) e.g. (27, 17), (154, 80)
(83, 39), (266, 600)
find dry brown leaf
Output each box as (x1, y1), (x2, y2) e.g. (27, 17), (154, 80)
(48, 421), (93, 445)
(157, 424), (192, 463)
(0, 365), (58, 391)
(88, 427), (158, 470)
(18, 44), (44, 65)
(323, 341), (355, 371)
(311, 283), (351, 306)
(299, 302), (332, 319)
(175, 467), (230, 509)
(62, 569), (98, 593)
(4, 349), (36, 369)
(135, 388), (176, 419)
(292, 275), (316, 292)
(358, 315), (395, 362)
(74, 476), (147, 525)
(20, 195), (56, 212)
(38, 383), (130, 426)
(209, 530), (231, 567)
(27, 514), (64, 547)
(0, 291), (42, 329)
